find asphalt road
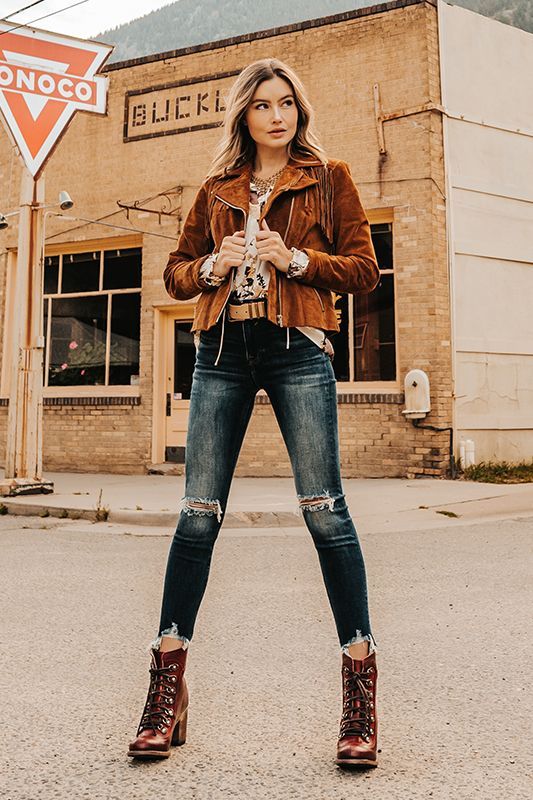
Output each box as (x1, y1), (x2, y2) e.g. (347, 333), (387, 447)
(1, 513), (531, 800)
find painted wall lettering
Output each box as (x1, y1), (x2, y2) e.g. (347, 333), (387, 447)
(124, 70), (240, 142)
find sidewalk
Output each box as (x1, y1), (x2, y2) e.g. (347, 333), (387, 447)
(1, 468), (532, 532)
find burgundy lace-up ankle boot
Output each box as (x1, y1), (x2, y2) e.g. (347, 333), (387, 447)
(128, 645), (189, 758)
(336, 649), (378, 767)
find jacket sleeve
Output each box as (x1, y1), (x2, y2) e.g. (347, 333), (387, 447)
(299, 160), (380, 295)
(163, 181), (216, 300)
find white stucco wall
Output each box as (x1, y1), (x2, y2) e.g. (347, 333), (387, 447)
(438, 0), (533, 463)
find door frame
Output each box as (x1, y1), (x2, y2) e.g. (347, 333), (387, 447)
(151, 302), (195, 465)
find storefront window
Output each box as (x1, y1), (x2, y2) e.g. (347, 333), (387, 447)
(109, 293), (141, 385)
(332, 223), (395, 383)
(43, 247), (142, 387)
(48, 296), (107, 386)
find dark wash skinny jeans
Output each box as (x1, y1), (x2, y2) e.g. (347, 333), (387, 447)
(153, 315), (376, 654)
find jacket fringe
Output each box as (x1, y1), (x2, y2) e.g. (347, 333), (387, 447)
(312, 164), (335, 247)
(204, 164), (335, 247)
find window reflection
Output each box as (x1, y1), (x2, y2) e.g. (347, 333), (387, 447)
(44, 255), (59, 295)
(109, 293), (141, 385)
(332, 293), (350, 382)
(43, 247), (142, 387)
(332, 223), (395, 383)
(354, 274), (395, 381)
(48, 296), (107, 386)
(103, 247), (142, 290)
(61, 251), (100, 294)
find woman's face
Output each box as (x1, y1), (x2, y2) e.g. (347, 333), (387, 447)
(244, 75), (299, 154)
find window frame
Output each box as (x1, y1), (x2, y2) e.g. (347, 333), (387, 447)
(42, 235), (143, 398)
(335, 211), (397, 392)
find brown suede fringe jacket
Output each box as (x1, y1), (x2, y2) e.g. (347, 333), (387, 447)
(163, 151), (380, 335)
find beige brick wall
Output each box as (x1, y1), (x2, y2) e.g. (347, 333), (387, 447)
(0, 0), (453, 478)
(0, 402), (150, 474)
(236, 398), (450, 479)
(42, 402), (150, 474)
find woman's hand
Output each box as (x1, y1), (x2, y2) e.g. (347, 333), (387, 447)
(255, 219), (292, 272)
(213, 230), (246, 276)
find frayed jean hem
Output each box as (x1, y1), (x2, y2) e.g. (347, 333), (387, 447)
(148, 622), (190, 653)
(341, 631), (377, 656)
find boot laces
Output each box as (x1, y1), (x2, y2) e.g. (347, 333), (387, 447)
(339, 664), (375, 741)
(138, 663), (179, 736)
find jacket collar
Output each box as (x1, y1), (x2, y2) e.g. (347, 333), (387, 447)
(212, 151), (322, 210)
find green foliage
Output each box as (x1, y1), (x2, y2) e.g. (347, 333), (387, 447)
(95, 1), (533, 64)
(460, 0), (533, 32)
(462, 459), (533, 483)
(0, 503), (8, 515)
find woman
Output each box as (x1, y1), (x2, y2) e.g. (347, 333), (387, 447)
(128, 58), (381, 767)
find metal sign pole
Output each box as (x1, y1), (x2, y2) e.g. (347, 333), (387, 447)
(2, 167), (52, 494)
(0, 22), (112, 496)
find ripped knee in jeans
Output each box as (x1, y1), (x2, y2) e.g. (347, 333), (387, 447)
(297, 490), (337, 514)
(180, 496), (223, 523)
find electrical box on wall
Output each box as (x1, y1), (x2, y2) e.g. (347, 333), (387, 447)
(402, 369), (430, 420)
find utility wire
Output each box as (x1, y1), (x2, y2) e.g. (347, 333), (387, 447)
(0, 0), (89, 36)
(4, 1), (48, 20)
(49, 212), (178, 241)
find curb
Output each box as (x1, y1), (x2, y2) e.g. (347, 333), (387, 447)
(0, 501), (303, 528)
(108, 509), (302, 527)
(0, 501), (98, 522)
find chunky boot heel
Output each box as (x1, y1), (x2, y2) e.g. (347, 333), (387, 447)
(171, 706), (188, 746)
(128, 645), (189, 759)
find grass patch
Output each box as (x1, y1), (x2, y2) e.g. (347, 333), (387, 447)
(95, 506), (109, 522)
(462, 459), (533, 484)
(94, 488), (109, 522)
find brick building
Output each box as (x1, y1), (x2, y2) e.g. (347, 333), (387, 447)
(1, 0), (531, 477)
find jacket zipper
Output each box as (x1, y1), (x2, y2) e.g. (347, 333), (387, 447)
(313, 286), (325, 312)
(258, 176), (299, 224)
(277, 277), (283, 326)
(215, 185), (299, 328)
(213, 195), (247, 324)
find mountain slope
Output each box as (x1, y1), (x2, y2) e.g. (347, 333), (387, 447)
(95, 0), (533, 64)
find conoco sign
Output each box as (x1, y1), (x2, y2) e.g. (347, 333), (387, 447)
(0, 20), (112, 177)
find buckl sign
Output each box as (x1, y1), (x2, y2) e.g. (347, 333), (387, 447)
(0, 20), (112, 177)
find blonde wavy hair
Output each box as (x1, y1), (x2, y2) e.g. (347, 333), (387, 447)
(205, 58), (328, 178)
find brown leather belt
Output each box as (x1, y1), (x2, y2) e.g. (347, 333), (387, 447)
(226, 299), (267, 322)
